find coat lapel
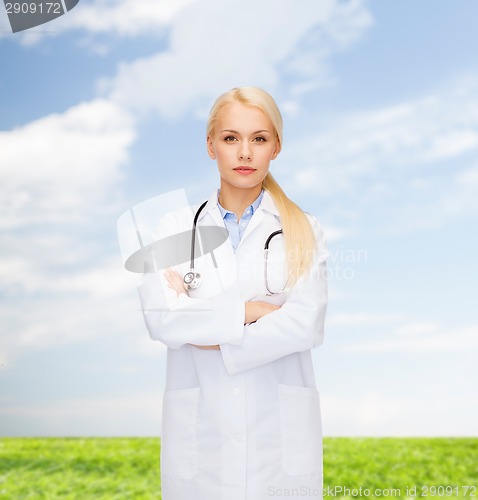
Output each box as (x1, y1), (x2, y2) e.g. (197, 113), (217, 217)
(194, 188), (280, 254)
(235, 190), (280, 252)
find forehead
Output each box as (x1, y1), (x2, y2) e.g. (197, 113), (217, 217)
(217, 102), (272, 130)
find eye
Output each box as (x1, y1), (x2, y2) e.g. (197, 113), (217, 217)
(224, 136), (237, 142)
(254, 136), (266, 142)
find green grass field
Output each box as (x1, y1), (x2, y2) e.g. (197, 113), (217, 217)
(0, 438), (476, 499)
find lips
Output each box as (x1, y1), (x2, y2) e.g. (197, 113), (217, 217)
(234, 167), (256, 172)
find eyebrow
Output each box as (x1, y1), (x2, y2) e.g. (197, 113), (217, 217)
(220, 129), (271, 134)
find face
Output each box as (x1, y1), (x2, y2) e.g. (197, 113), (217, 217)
(207, 101), (280, 194)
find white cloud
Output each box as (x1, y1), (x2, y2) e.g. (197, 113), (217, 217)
(395, 322), (439, 336)
(325, 312), (477, 354)
(53, 259), (137, 299)
(322, 390), (478, 436)
(442, 165), (478, 216)
(0, 251), (136, 298)
(345, 324), (478, 353)
(327, 312), (405, 327)
(0, 98), (136, 229)
(0, 295), (134, 355)
(0, 391), (164, 436)
(2, 0), (373, 75)
(283, 74), (478, 198)
(323, 392), (406, 436)
(0, 97), (141, 365)
(64, 0), (196, 36)
(1, 0), (196, 45)
(99, 0), (372, 119)
(0, 287), (167, 372)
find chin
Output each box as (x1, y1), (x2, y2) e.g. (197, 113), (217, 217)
(224, 172), (267, 187)
(229, 180), (263, 191)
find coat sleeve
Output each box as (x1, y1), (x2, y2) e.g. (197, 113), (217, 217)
(219, 216), (328, 375)
(136, 270), (245, 350)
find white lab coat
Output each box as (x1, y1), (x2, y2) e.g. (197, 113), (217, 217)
(137, 189), (328, 500)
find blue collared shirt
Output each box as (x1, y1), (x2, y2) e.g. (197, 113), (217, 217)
(217, 188), (264, 253)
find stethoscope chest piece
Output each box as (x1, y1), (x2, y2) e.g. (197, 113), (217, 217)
(183, 270), (201, 291)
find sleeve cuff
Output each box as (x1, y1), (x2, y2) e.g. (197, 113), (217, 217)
(219, 342), (239, 375)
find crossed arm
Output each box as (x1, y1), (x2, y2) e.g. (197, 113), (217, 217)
(162, 267), (280, 349)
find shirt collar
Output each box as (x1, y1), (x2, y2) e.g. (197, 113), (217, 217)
(216, 188), (264, 220)
(196, 187), (279, 222)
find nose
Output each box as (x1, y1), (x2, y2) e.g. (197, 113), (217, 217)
(238, 145), (252, 161)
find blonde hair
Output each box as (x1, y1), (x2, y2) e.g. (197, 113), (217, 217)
(207, 86), (317, 285)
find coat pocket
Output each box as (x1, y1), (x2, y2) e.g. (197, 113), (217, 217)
(278, 383), (323, 476)
(161, 386), (200, 479)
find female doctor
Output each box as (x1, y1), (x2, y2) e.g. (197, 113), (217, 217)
(136, 86), (329, 500)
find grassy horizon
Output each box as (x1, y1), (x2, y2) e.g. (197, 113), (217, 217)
(0, 437), (476, 499)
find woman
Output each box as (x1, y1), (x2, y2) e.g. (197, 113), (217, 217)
(137, 86), (329, 500)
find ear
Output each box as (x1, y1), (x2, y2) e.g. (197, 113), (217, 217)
(206, 136), (216, 159)
(271, 141), (280, 160)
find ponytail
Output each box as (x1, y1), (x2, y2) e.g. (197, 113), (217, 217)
(262, 172), (316, 286)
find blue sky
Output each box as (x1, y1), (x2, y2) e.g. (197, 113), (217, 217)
(1, 0), (477, 437)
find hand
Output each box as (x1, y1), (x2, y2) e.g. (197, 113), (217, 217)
(163, 268), (187, 297)
(191, 344), (220, 350)
(244, 301), (281, 324)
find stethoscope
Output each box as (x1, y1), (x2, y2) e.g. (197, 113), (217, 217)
(183, 201), (287, 295)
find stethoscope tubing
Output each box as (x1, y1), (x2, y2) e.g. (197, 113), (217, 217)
(190, 200), (208, 271)
(264, 229), (285, 295)
(186, 201), (286, 295)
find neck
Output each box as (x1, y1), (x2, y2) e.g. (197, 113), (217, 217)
(218, 183), (262, 221)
